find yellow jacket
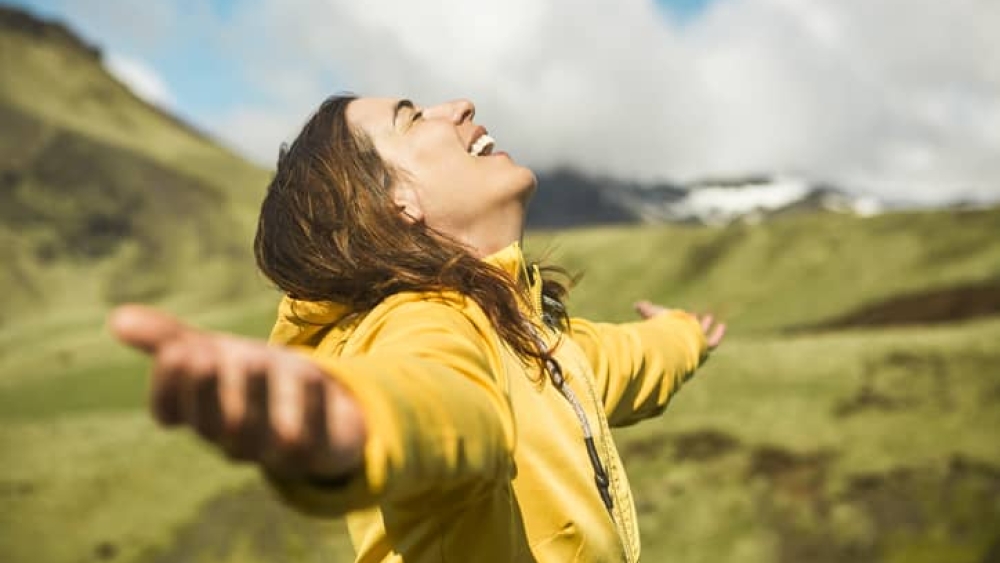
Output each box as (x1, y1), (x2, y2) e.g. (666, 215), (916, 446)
(267, 242), (708, 562)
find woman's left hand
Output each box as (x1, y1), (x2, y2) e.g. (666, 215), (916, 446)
(634, 300), (726, 350)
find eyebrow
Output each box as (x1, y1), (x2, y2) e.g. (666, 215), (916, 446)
(393, 99), (414, 128)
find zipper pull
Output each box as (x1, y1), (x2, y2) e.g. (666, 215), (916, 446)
(585, 437), (614, 510)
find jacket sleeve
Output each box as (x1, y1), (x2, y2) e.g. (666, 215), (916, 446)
(265, 298), (516, 516)
(568, 310), (708, 428)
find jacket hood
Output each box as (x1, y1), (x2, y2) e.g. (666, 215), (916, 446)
(268, 241), (538, 347)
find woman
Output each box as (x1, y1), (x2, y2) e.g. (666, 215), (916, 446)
(111, 95), (725, 562)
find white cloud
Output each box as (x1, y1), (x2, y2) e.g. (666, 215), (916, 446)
(104, 52), (175, 109)
(208, 0), (1000, 204)
(211, 105), (310, 167)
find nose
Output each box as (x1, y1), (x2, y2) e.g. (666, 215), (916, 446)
(425, 98), (475, 124)
(449, 99), (475, 123)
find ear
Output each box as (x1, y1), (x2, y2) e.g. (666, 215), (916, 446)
(391, 184), (424, 224)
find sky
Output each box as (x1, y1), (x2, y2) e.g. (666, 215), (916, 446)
(11, 0), (1000, 205)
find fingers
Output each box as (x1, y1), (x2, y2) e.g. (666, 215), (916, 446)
(184, 341), (224, 442)
(108, 304), (189, 354)
(151, 339), (188, 425)
(634, 300), (668, 320)
(224, 366), (269, 463)
(694, 313), (727, 350)
(706, 322), (727, 349)
(699, 314), (714, 333)
(253, 355), (357, 478)
(153, 335), (275, 466)
(216, 344), (253, 459)
(264, 369), (332, 476)
(265, 357), (312, 470)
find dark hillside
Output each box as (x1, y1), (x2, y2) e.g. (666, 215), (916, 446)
(527, 168), (639, 228)
(0, 104), (236, 261)
(0, 4), (99, 58)
(801, 278), (1000, 331)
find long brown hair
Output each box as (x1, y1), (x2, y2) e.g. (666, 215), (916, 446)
(254, 95), (571, 365)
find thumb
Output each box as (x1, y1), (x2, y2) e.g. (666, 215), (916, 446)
(108, 304), (190, 354)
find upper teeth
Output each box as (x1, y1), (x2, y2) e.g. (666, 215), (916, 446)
(469, 134), (495, 156)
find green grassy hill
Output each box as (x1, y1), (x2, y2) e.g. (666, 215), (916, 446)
(0, 5), (271, 326)
(1, 5), (998, 563)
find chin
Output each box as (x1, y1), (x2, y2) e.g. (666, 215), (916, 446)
(487, 162), (536, 206)
(514, 165), (538, 197)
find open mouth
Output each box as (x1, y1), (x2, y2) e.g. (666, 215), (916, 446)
(468, 133), (496, 157)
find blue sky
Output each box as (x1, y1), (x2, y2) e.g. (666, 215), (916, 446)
(656, 0), (713, 19)
(9, 0), (1000, 204)
(15, 0), (268, 121)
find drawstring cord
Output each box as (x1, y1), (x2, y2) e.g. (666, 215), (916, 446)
(545, 354), (615, 513)
(530, 326), (615, 514)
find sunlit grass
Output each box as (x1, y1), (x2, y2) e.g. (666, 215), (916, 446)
(0, 412), (260, 563)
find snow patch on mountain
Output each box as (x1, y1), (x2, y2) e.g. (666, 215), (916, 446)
(614, 175), (885, 226)
(669, 177), (811, 224)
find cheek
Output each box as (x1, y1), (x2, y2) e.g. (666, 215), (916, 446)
(401, 139), (463, 183)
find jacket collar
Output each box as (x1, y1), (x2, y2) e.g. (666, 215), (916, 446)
(484, 241), (544, 317)
(269, 241), (542, 346)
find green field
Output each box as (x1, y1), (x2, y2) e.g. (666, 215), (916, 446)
(3, 210), (1000, 563)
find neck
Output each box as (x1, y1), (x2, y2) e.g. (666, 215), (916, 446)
(464, 201), (526, 258)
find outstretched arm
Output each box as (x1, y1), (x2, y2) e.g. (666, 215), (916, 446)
(568, 300), (725, 427)
(110, 300), (516, 516)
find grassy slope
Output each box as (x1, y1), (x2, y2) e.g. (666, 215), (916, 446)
(0, 14), (272, 325)
(1, 211), (999, 563)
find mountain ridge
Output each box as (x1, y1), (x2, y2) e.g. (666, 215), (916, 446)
(528, 169), (886, 229)
(0, 4), (98, 59)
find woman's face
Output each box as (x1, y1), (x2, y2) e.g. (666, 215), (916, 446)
(346, 97), (536, 255)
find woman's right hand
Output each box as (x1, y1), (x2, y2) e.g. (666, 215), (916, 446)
(109, 305), (366, 482)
